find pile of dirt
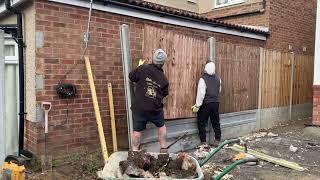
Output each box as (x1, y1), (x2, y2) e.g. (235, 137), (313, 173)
(119, 150), (197, 179)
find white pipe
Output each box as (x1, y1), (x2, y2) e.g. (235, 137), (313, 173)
(314, 0), (320, 85)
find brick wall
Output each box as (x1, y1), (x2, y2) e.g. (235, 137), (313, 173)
(266, 0), (316, 55)
(27, 0), (265, 156)
(313, 85), (320, 125)
(203, 0), (317, 55)
(203, 0), (269, 27)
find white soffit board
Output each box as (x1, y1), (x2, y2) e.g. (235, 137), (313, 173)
(48, 0), (267, 40)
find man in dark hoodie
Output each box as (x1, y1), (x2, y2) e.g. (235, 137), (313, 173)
(129, 49), (169, 153)
(192, 62), (222, 146)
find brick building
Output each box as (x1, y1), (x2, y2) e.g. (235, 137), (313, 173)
(203, 0), (317, 55)
(0, 0), (269, 158)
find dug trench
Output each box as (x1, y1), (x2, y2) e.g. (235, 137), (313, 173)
(119, 150), (197, 178)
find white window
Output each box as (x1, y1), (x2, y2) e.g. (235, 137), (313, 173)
(215, 0), (244, 8)
(4, 39), (18, 63)
(3, 37), (19, 157)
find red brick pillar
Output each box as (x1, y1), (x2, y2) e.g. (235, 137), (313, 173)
(313, 85), (320, 125)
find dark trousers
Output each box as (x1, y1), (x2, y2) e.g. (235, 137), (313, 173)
(197, 102), (221, 142)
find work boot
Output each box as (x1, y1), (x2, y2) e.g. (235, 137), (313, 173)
(211, 140), (221, 147)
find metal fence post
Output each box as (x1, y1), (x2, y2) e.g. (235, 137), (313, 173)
(120, 24), (133, 149)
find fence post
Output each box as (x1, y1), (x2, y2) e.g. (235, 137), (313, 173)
(289, 53), (295, 120)
(207, 37), (216, 143)
(208, 37), (216, 63)
(257, 48), (265, 129)
(120, 24), (133, 149)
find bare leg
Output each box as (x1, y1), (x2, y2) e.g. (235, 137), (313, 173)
(158, 125), (167, 149)
(132, 131), (142, 151)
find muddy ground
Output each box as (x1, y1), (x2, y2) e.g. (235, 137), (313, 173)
(195, 118), (320, 180)
(27, 118), (320, 180)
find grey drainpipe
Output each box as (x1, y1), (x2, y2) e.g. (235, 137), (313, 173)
(5, 0), (32, 158)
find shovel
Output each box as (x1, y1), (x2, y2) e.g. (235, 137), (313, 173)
(41, 102), (52, 173)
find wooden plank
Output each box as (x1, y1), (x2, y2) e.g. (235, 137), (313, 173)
(272, 51), (277, 107)
(289, 53), (295, 119)
(277, 51), (281, 107)
(231, 144), (305, 171)
(279, 52), (283, 106)
(85, 56), (109, 162)
(266, 50), (271, 108)
(107, 83), (118, 152)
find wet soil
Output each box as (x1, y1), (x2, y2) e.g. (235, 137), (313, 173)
(119, 150), (197, 178)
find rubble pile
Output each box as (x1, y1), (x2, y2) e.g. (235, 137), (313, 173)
(119, 150), (197, 179)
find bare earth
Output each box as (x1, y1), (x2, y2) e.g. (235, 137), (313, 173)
(27, 118), (320, 180)
(196, 117), (320, 180)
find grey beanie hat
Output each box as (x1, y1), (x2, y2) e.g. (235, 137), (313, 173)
(153, 49), (167, 64)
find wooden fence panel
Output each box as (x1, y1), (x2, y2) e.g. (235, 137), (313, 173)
(262, 50), (292, 108)
(142, 26), (313, 119)
(216, 42), (260, 113)
(292, 55), (314, 104)
(143, 26), (261, 118)
(143, 25), (208, 119)
(261, 50), (313, 108)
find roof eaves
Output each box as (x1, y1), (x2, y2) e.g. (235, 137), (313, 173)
(99, 0), (269, 35)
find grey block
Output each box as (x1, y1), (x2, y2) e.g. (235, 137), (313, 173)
(140, 104), (312, 153)
(36, 104), (44, 122)
(35, 74), (44, 90)
(36, 31), (44, 48)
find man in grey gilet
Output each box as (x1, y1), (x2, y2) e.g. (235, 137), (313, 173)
(192, 62), (222, 146)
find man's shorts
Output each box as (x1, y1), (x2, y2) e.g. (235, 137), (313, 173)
(133, 110), (165, 132)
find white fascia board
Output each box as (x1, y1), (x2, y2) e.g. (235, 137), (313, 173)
(0, 3), (7, 15)
(0, 0), (29, 17)
(48, 0), (267, 41)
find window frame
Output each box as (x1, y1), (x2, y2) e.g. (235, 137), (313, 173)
(4, 38), (19, 64)
(214, 0), (245, 9)
(187, 0), (198, 4)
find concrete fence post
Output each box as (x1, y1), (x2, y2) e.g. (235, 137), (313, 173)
(208, 37), (216, 142)
(208, 37), (216, 63)
(257, 47), (265, 129)
(289, 53), (295, 120)
(120, 24), (133, 149)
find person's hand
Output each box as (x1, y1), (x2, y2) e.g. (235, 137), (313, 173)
(191, 105), (199, 113)
(138, 59), (145, 67)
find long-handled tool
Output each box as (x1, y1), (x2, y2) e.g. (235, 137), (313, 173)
(41, 102), (52, 172)
(166, 132), (188, 149)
